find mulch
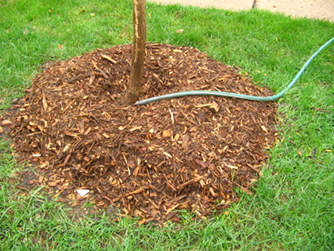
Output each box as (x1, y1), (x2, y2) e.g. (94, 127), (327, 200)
(0, 43), (277, 224)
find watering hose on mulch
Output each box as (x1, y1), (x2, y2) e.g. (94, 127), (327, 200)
(136, 37), (334, 105)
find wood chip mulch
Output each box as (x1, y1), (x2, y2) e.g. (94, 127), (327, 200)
(1, 43), (277, 224)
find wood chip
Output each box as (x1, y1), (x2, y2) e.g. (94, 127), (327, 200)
(102, 55), (117, 64)
(1, 119), (14, 127)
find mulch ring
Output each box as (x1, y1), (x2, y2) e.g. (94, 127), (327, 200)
(1, 43), (277, 224)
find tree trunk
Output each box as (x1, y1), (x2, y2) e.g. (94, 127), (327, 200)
(124, 0), (146, 105)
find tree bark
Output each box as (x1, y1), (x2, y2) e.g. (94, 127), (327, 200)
(124, 0), (146, 105)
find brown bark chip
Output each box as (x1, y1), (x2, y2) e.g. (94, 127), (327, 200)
(2, 43), (277, 223)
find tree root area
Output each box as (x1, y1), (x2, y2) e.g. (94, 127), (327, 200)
(2, 43), (277, 224)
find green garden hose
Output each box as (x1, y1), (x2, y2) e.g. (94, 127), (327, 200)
(136, 37), (334, 105)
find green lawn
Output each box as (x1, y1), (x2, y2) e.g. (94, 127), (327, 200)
(1, 0), (333, 250)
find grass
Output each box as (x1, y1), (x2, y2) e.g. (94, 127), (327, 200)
(1, 0), (333, 249)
